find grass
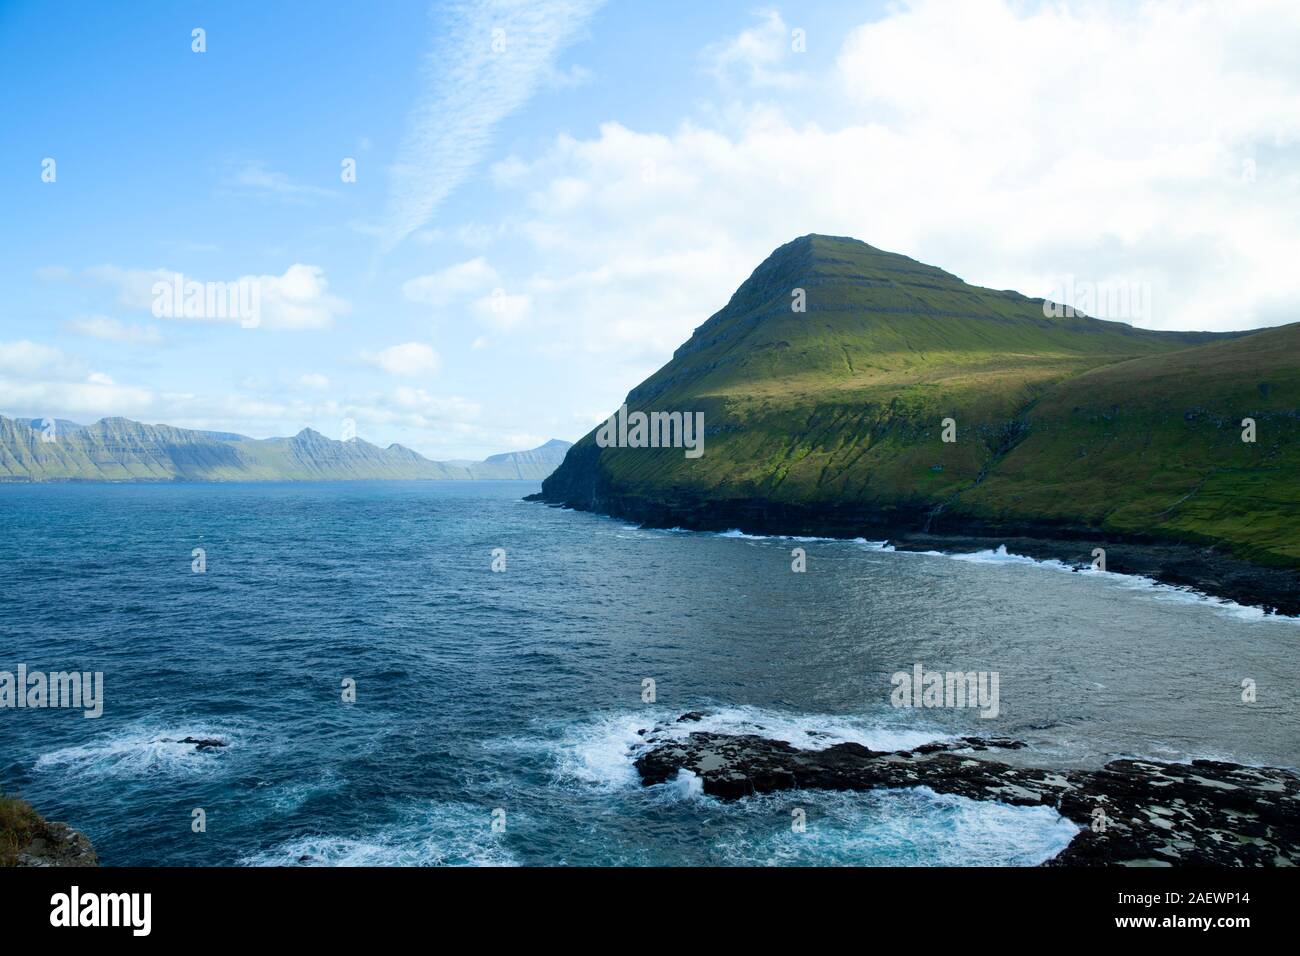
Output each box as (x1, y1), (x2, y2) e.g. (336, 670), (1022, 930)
(0, 791), (48, 867)
(547, 235), (1299, 566)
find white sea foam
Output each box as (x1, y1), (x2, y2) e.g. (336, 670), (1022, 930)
(671, 768), (705, 801)
(717, 529), (839, 542)
(940, 544), (1300, 624)
(948, 544), (1072, 571)
(659, 705), (950, 752)
(599, 510), (1296, 622)
(549, 705), (952, 792)
(33, 722), (240, 779)
(547, 710), (657, 789)
(708, 786), (1079, 867)
(260, 769), (343, 814)
(241, 802), (519, 867)
(869, 541), (1298, 624)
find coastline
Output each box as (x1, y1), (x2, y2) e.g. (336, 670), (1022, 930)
(0, 795), (97, 868)
(632, 714), (1300, 866)
(525, 490), (1300, 617)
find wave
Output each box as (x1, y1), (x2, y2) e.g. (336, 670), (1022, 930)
(259, 769), (345, 814)
(716, 529), (858, 543)
(33, 721), (242, 779)
(943, 545), (1298, 624)
(620, 514), (1298, 624)
(241, 801), (519, 867)
(544, 704), (954, 792)
(850, 540), (1297, 624)
(705, 786), (1079, 867)
(499, 704), (1079, 865)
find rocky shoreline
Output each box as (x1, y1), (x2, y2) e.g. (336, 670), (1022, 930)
(525, 491), (1300, 617)
(632, 714), (1300, 866)
(11, 821), (99, 867)
(0, 797), (98, 868)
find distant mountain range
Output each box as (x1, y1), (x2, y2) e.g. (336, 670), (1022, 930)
(536, 235), (1299, 599)
(0, 415), (571, 482)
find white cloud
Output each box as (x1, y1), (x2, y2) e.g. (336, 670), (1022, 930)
(0, 379), (155, 418)
(360, 341), (442, 377)
(381, 0), (605, 252)
(0, 340), (81, 379)
(83, 263), (348, 331)
(66, 315), (163, 345)
(0, 342), (505, 458)
(222, 160), (336, 203)
(702, 9), (806, 90)
(255, 264), (348, 330)
(491, 0), (1300, 338)
(0, 340), (154, 417)
(402, 257), (500, 306)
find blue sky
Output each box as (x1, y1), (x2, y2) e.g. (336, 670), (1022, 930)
(2, 0), (1298, 458)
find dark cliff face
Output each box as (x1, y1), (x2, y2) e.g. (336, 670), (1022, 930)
(535, 234), (1300, 607)
(537, 440), (608, 510)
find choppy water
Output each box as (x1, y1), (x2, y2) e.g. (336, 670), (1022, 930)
(1, 481), (1296, 866)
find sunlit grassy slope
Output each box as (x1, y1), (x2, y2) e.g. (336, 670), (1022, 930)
(543, 235), (1298, 566)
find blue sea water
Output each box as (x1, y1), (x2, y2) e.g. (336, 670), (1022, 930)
(1, 480), (1297, 866)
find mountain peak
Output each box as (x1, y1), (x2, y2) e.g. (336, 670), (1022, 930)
(660, 234), (965, 371)
(748, 234), (962, 287)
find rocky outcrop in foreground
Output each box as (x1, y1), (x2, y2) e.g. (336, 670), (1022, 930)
(1, 795), (98, 868)
(633, 716), (1300, 866)
(13, 821), (99, 867)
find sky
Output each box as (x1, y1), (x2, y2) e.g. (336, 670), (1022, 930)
(2, 0), (1298, 459)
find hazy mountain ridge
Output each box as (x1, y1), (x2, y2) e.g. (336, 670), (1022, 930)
(537, 234), (1299, 583)
(0, 415), (571, 482)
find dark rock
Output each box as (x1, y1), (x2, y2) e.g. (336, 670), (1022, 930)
(631, 721), (1300, 866)
(172, 736), (228, 751)
(13, 821), (99, 867)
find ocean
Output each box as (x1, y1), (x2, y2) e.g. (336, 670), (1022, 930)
(1, 480), (1297, 866)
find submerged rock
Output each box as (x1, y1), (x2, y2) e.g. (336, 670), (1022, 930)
(632, 719), (1300, 866)
(165, 736), (228, 751)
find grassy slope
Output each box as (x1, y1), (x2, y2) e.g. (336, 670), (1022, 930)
(546, 235), (1296, 566)
(0, 793), (46, 867)
(956, 323), (1300, 565)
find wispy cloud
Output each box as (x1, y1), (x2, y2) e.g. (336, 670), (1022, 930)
(65, 315), (164, 345)
(360, 341), (442, 377)
(702, 9), (807, 90)
(402, 256), (500, 306)
(381, 0), (603, 252)
(222, 160), (337, 204)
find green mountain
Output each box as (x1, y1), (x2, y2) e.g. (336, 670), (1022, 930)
(538, 234), (1298, 570)
(0, 415), (571, 482)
